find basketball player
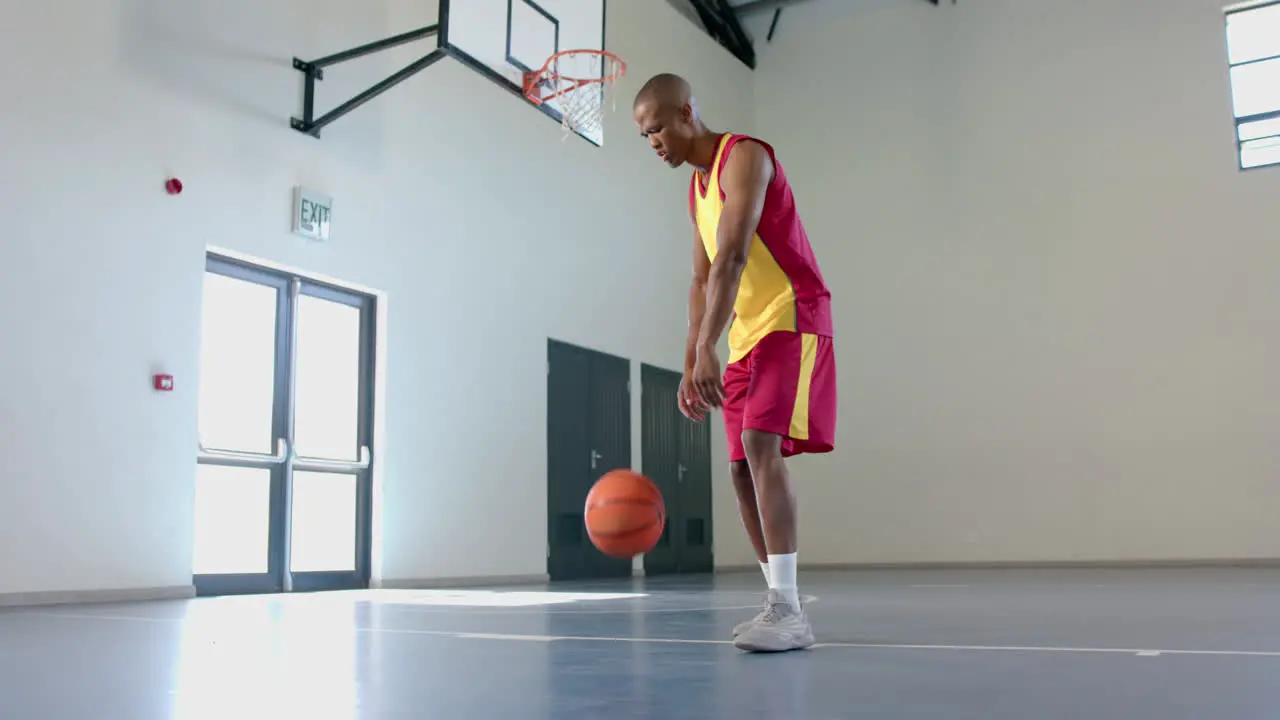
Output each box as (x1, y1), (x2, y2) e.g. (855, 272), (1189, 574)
(632, 74), (836, 653)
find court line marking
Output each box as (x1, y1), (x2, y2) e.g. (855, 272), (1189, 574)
(7, 593), (816, 625)
(389, 630), (1280, 658)
(816, 642), (1276, 658)
(357, 592), (819, 616)
(19, 612), (1280, 658)
(12, 603), (795, 619)
(7, 592), (819, 619)
(16, 612), (176, 624)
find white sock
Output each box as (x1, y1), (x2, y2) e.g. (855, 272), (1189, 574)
(759, 561), (771, 587)
(767, 553), (800, 610)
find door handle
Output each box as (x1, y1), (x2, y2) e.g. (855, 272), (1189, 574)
(678, 464), (686, 483)
(292, 445), (372, 473)
(591, 449), (602, 470)
(198, 437), (288, 466)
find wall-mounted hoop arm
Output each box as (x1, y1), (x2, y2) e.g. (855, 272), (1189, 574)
(291, 25), (445, 138)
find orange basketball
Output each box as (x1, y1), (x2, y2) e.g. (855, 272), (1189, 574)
(584, 469), (666, 558)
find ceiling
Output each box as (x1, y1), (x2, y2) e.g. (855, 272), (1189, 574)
(664, 0), (948, 69)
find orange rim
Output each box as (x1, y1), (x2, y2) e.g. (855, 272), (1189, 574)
(522, 49), (626, 106)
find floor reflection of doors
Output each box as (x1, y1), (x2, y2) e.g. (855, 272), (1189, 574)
(193, 254), (375, 596)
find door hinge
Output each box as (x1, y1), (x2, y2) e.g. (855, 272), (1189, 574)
(546, 542), (551, 558)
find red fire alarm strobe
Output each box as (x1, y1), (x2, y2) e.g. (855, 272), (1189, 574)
(153, 374), (174, 391)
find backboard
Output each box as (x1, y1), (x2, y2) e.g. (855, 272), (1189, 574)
(441, 0), (610, 145)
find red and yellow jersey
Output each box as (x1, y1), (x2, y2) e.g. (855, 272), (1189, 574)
(691, 133), (833, 363)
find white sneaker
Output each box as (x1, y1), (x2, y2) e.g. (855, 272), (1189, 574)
(732, 590), (816, 653)
(732, 593), (770, 637)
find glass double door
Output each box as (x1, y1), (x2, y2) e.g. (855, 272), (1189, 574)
(193, 254), (375, 596)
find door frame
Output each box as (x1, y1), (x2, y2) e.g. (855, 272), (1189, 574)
(194, 253), (376, 596)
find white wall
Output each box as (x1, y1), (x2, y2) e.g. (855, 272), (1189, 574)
(14, 0), (1265, 593)
(743, 0), (1280, 566)
(0, 0), (753, 595)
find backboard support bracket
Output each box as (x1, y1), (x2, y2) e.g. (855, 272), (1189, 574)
(290, 0), (609, 144)
(291, 24), (444, 138)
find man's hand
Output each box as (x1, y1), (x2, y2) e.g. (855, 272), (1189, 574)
(690, 342), (725, 410)
(677, 372), (708, 421)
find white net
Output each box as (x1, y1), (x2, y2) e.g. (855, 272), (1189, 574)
(528, 50), (625, 140)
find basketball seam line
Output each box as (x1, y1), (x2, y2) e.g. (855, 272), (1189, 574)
(587, 516), (665, 540)
(585, 498), (664, 510)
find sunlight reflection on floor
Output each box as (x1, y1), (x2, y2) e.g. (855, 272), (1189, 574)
(196, 588), (651, 608)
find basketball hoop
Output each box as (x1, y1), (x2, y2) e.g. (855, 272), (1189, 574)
(523, 49), (626, 140)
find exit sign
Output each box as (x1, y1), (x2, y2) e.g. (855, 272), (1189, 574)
(292, 187), (332, 242)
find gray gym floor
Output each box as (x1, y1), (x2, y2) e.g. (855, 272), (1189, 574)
(2, 567), (1279, 719)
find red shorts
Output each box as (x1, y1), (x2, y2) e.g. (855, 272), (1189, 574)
(722, 330), (837, 463)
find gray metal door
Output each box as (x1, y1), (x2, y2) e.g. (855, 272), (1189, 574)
(641, 364), (682, 576)
(676, 388), (715, 574)
(641, 364), (714, 575)
(547, 339), (633, 581)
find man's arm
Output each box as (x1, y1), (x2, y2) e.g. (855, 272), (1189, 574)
(686, 223), (711, 373)
(679, 197), (714, 420)
(695, 141), (774, 352)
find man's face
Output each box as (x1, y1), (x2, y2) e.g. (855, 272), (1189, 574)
(634, 101), (693, 169)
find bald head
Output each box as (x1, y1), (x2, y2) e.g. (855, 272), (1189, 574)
(633, 73), (693, 111)
(633, 72), (716, 170)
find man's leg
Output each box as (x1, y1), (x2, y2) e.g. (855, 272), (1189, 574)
(721, 353), (766, 572)
(730, 459), (773, 637)
(733, 427), (813, 653)
(730, 460), (770, 569)
(722, 355), (774, 637)
(731, 331), (836, 653)
(741, 430), (798, 605)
